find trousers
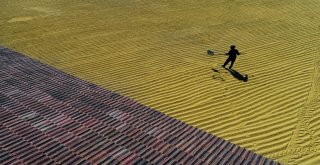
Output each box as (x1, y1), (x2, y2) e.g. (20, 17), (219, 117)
(223, 57), (236, 68)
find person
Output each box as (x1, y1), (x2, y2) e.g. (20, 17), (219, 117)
(222, 45), (240, 69)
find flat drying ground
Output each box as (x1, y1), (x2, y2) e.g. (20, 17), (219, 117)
(1, 0), (320, 164)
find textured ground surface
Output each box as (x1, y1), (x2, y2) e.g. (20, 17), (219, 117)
(1, 1), (320, 164)
(0, 47), (280, 164)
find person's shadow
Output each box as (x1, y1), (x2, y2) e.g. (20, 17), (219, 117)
(226, 68), (248, 82)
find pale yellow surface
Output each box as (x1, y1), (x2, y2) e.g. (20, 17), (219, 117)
(1, 0), (320, 164)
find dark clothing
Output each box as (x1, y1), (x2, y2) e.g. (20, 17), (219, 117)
(223, 57), (236, 68)
(226, 49), (240, 59)
(223, 49), (240, 69)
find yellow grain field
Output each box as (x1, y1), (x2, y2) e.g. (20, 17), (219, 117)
(1, 0), (320, 164)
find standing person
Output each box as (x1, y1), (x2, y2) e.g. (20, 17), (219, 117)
(222, 45), (240, 69)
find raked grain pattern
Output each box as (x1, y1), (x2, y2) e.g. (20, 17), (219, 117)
(1, 0), (320, 164)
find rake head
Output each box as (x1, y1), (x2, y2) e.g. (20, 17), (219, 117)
(207, 50), (214, 55)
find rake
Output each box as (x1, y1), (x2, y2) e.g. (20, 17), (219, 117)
(207, 49), (244, 55)
(207, 49), (226, 55)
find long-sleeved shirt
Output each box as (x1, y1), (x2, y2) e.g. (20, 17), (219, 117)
(226, 49), (240, 59)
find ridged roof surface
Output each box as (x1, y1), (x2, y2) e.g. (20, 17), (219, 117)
(0, 46), (280, 164)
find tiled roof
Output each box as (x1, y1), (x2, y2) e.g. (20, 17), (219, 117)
(0, 46), (280, 164)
